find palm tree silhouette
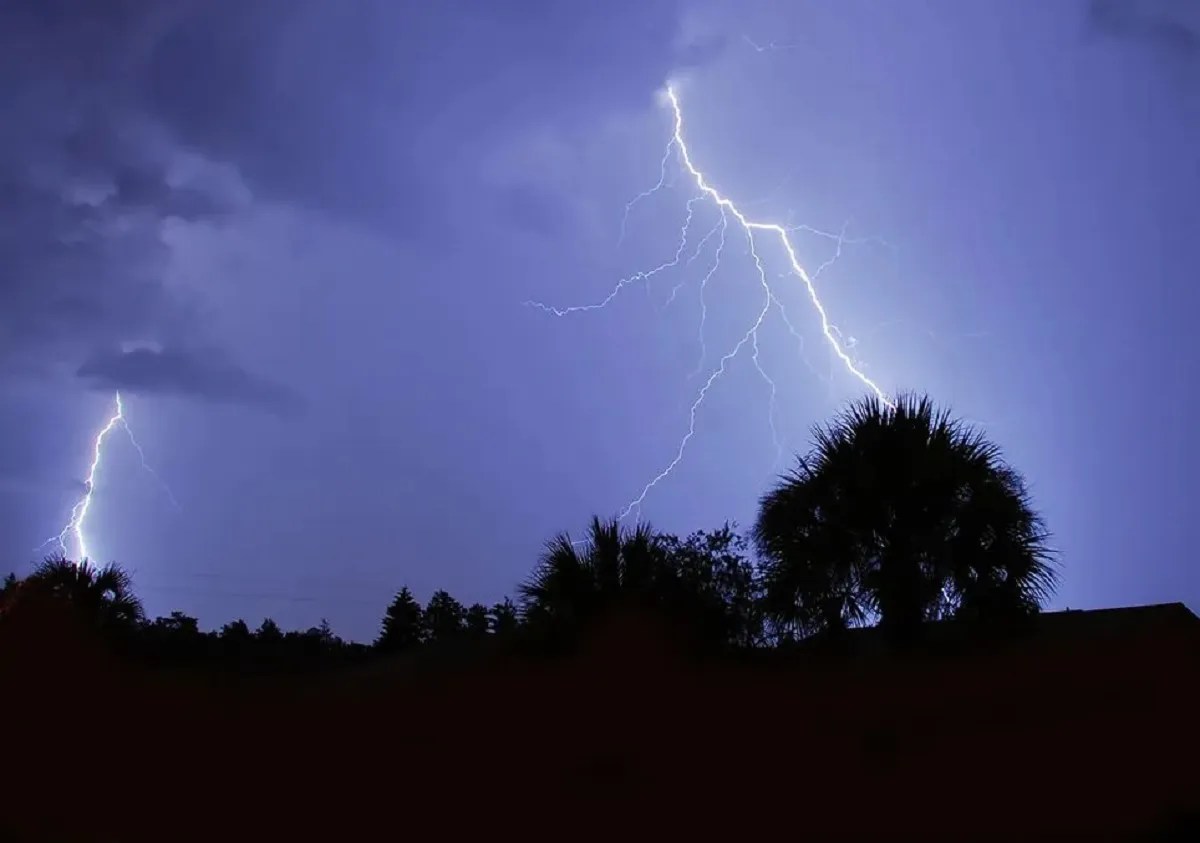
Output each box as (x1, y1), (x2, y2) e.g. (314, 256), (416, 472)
(753, 393), (1057, 644)
(519, 516), (695, 644)
(21, 556), (144, 633)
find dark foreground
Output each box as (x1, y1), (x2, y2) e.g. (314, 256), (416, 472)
(4, 603), (1198, 841)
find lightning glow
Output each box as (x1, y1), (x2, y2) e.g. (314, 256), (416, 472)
(41, 391), (177, 564)
(528, 84), (894, 520)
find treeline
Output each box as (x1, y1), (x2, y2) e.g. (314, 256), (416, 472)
(0, 525), (757, 674)
(0, 394), (1059, 674)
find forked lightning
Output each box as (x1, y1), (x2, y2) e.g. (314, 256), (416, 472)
(528, 83), (893, 520)
(40, 391), (177, 565)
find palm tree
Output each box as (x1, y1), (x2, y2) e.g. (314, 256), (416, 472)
(519, 516), (688, 642)
(20, 556), (144, 633)
(754, 394), (1057, 644)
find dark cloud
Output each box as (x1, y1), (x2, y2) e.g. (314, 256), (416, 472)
(0, 165), (187, 377)
(0, 0), (256, 389)
(6, 0), (694, 234)
(1087, 0), (1199, 59)
(1, 0), (701, 388)
(77, 347), (305, 417)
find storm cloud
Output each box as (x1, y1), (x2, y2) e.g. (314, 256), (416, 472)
(1087, 0), (1199, 60)
(0, 0), (697, 401)
(72, 0), (692, 234)
(77, 347), (305, 416)
(0, 113), (193, 375)
(0, 0), (297, 406)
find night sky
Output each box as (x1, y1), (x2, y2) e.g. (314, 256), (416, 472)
(3, 0), (1197, 643)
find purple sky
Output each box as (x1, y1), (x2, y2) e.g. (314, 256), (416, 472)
(2, 0), (1197, 642)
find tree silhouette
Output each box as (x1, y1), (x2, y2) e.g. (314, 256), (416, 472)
(519, 516), (717, 647)
(256, 618), (283, 641)
(141, 611), (206, 664)
(220, 619), (252, 641)
(0, 572), (19, 621)
(20, 556), (144, 634)
(423, 590), (466, 644)
(465, 603), (490, 638)
(754, 394), (1057, 644)
(288, 619), (342, 665)
(659, 525), (764, 648)
(151, 611), (201, 637)
(216, 618), (253, 662)
(490, 597), (520, 636)
(377, 587), (424, 653)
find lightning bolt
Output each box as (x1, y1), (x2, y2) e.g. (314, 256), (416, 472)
(528, 83), (893, 521)
(40, 391), (178, 564)
(742, 35), (798, 53)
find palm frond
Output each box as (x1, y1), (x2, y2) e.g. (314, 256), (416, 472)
(755, 390), (1059, 642)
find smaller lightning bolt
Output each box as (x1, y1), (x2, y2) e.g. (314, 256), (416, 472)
(122, 422), (181, 512)
(750, 325), (783, 469)
(684, 213), (728, 379)
(526, 194), (706, 317)
(40, 391), (177, 564)
(620, 228), (775, 522)
(618, 142), (677, 246)
(663, 213), (725, 310)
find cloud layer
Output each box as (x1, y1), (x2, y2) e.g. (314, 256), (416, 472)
(1087, 0), (1199, 59)
(77, 347), (305, 416)
(0, 0), (297, 410)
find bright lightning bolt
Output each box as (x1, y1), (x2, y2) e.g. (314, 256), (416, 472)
(528, 83), (894, 521)
(40, 391), (177, 564)
(661, 86), (889, 403)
